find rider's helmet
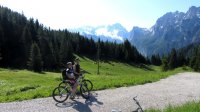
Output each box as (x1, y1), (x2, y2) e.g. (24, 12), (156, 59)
(66, 62), (72, 67)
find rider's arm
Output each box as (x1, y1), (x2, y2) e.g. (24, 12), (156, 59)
(73, 65), (81, 75)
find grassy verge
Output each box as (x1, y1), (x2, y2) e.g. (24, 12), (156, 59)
(0, 56), (192, 102)
(146, 101), (200, 112)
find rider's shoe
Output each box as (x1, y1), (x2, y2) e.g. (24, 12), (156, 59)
(70, 93), (75, 100)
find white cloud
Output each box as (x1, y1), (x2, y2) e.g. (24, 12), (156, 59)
(95, 28), (123, 41)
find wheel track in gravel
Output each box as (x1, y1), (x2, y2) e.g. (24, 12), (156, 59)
(0, 72), (200, 112)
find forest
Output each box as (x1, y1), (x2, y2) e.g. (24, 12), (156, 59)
(0, 6), (146, 72)
(0, 6), (200, 72)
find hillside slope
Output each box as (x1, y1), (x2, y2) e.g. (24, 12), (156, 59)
(0, 56), (190, 102)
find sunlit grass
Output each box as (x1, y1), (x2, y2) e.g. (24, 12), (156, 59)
(0, 56), (192, 102)
(146, 101), (200, 112)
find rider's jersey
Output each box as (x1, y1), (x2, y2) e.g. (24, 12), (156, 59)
(66, 68), (74, 79)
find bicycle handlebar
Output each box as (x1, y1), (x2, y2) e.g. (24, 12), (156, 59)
(133, 96), (137, 100)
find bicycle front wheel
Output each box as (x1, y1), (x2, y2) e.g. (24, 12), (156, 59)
(52, 86), (69, 103)
(82, 79), (93, 91)
(80, 85), (90, 99)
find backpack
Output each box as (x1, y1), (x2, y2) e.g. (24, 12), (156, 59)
(62, 69), (68, 80)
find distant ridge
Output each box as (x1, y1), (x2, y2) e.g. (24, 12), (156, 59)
(129, 6), (200, 56)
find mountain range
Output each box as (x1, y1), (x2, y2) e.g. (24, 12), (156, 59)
(69, 23), (129, 43)
(71, 6), (200, 57)
(130, 6), (200, 56)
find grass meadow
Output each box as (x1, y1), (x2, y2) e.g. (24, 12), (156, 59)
(146, 101), (200, 112)
(0, 56), (192, 103)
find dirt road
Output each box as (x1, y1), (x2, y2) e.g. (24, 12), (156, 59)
(0, 72), (200, 112)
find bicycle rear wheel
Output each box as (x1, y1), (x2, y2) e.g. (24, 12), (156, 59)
(82, 80), (93, 91)
(52, 86), (69, 103)
(80, 84), (90, 99)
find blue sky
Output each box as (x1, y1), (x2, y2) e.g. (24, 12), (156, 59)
(0, 0), (200, 31)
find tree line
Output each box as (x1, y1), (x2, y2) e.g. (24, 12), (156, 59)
(0, 6), (146, 72)
(149, 46), (200, 72)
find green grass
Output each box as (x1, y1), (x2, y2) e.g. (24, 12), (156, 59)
(146, 101), (200, 112)
(0, 56), (192, 102)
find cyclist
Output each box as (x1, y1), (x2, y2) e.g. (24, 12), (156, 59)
(66, 62), (77, 99)
(70, 58), (83, 98)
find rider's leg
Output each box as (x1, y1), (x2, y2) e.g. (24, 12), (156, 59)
(70, 82), (78, 99)
(71, 83), (78, 94)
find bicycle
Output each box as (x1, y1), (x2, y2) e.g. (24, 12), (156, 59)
(59, 71), (93, 91)
(52, 74), (90, 103)
(132, 96), (144, 112)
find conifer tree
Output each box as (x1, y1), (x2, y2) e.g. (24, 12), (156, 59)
(195, 52), (200, 71)
(27, 43), (43, 72)
(161, 57), (168, 71)
(190, 55), (196, 69)
(151, 54), (162, 66)
(123, 40), (132, 61)
(0, 25), (4, 64)
(168, 48), (177, 69)
(0, 49), (2, 61)
(19, 24), (32, 67)
(177, 52), (186, 66)
(39, 35), (56, 70)
(59, 37), (73, 65)
(191, 48), (200, 71)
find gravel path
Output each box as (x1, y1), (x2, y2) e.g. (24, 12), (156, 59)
(0, 72), (200, 112)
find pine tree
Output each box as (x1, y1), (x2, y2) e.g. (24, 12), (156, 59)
(0, 49), (2, 61)
(168, 49), (177, 69)
(161, 57), (168, 71)
(75, 44), (80, 54)
(29, 18), (38, 42)
(189, 47), (196, 70)
(123, 40), (132, 61)
(0, 24), (4, 47)
(189, 46), (200, 71)
(124, 50), (129, 61)
(146, 57), (151, 65)
(19, 24), (32, 67)
(89, 38), (96, 55)
(59, 37), (74, 65)
(52, 35), (61, 69)
(114, 43), (119, 59)
(151, 54), (162, 66)
(0, 25), (4, 64)
(190, 55), (196, 69)
(177, 52), (186, 66)
(39, 36), (56, 70)
(151, 55), (157, 65)
(27, 43), (43, 72)
(195, 52), (200, 71)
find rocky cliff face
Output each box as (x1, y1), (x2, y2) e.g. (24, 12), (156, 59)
(129, 6), (200, 56)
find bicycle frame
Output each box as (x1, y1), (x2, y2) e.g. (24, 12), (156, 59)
(61, 74), (86, 91)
